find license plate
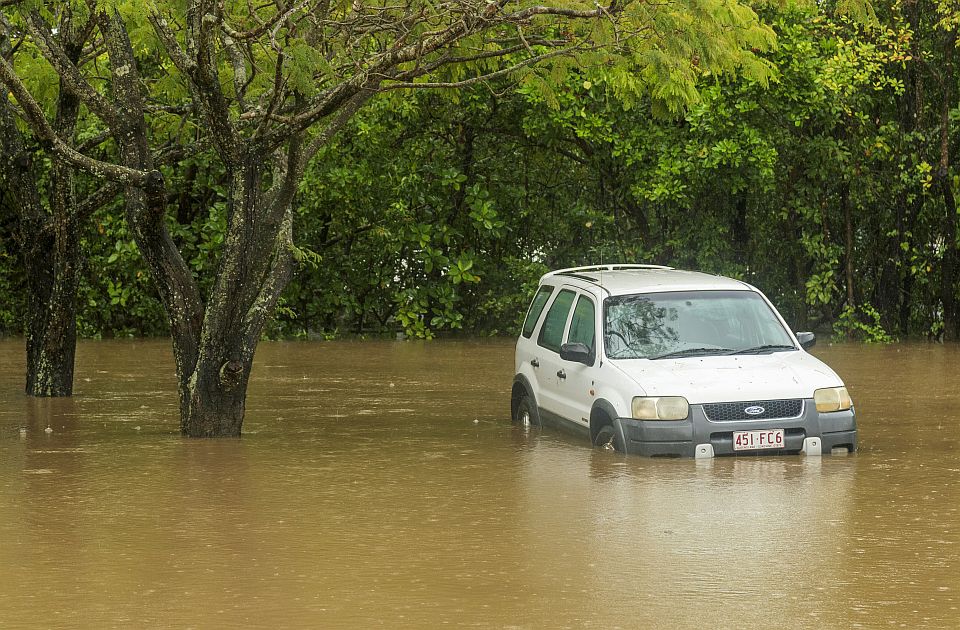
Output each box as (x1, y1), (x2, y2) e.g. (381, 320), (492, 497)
(733, 429), (785, 451)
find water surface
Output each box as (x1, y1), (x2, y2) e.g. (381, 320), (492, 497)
(0, 340), (958, 628)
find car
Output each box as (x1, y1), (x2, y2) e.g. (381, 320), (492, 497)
(511, 264), (857, 458)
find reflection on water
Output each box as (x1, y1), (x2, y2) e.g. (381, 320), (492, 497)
(0, 340), (959, 628)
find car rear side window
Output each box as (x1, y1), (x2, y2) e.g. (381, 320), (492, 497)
(538, 289), (576, 352)
(522, 286), (554, 338)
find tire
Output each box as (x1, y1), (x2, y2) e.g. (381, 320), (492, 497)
(514, 395), (541, 428)
(593, 423), (624, 453)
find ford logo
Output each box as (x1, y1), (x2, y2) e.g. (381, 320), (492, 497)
(744, 405), (765, 416)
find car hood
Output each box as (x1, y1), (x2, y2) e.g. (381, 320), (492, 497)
(610, 351), (844, 404)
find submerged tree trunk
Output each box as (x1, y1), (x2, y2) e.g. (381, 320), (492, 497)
(84, 8), (303, 437)
(0, 91), (80, 397)
(23, 210), (80, 397)
(0, 11), (93, 397)
(29, 53), (84, 396)
(94, 9), (205, 433)
(181, 155), (296, 436)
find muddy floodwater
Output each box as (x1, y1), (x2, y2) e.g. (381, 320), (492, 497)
(1, 339), (959, 629)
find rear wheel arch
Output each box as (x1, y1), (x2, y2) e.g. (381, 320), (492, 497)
(511, 376), (536, 421)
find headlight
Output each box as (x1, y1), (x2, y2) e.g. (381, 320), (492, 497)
(814, 387), (852, 413)
(632, 396), (689, 420)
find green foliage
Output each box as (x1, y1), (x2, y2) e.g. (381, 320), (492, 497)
(833, 303), (896, 343)
(3, 0), (960, 345)
(78, 206), (167, 337)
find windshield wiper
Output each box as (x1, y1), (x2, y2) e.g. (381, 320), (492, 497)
(726, 344), (797, 355)
(650, 347), (732, 360)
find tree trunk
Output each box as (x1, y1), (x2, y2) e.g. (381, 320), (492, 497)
(98, 8), (299, 437)
(893, 0), (923, 337)
(842, 182), (855, 309)
(1, 12), (92, 397)
(22, 213), (80, 397)
(180, 155), (296, 437)
(939, 27), (958, 341)
(95, 9), (206, 430)
(183, 359), (251, 437)
(28, 59), (84, 396)
(941, 180), (957, 340)
(0, 95), (79, 397)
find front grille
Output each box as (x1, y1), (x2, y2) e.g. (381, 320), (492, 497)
(703, 399), (803, 422)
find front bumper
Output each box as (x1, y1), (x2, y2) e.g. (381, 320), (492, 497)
(615, 399), (857, 458)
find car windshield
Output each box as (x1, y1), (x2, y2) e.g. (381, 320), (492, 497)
(603, 290), (796, 360)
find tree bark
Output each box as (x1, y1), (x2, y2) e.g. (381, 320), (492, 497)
(30, 30), (85, 396)
(181, 152), (296, 436)
(91, 7), (305, 436)
(25, 176), (80, 397)
(0, 8), (101, 396)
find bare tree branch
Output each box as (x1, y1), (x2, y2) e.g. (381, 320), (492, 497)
(255, 0), (621, 140)
(221, 32), (249, 112)
(381, 44), (593, 90)
(253, 49), (288, 141)
(73, 181), (123, 225)
(68, 139), (199, 230)
(221, 0), (314, 41)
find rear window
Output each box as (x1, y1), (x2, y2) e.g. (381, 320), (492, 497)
(522, 285), (554, 338)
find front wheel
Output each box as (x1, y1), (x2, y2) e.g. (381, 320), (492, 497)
(593, 423), (624, 453)
(514, 395), (541, 428)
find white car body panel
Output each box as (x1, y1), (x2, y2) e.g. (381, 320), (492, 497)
(608, 351), (844, 405)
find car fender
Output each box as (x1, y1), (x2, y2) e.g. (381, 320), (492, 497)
(592, 363), (641, 418)
(511, 373), (537, 418)
(589, 398), (620, 441)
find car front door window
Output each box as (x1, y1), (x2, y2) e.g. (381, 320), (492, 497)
(566, 295), (596, 364)
(538, 289), (576, 353)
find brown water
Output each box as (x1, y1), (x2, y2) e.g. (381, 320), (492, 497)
(0, 339), (958, 629)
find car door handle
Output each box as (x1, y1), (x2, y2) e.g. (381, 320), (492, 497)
(530, 358), (539, 368)
(557, 369), (566, 379)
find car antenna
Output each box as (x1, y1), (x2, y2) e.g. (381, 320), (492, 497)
(599, 247), (604, 289)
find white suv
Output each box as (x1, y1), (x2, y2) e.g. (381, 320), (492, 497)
(511, 265), (857, 458)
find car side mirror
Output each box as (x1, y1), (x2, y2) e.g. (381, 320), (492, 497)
(796, 332), (816, 349)
(560, 342), (593, 365)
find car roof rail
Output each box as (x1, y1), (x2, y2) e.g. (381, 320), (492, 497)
(549, 264), (673, 277)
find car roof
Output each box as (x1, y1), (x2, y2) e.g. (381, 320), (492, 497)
(541, 265), (753, 297)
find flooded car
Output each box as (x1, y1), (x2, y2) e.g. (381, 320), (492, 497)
(511, 265), (857, 457)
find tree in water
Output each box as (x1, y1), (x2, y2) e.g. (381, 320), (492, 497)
(0, 0), (776, 435)
(0, 10), (121, 396)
